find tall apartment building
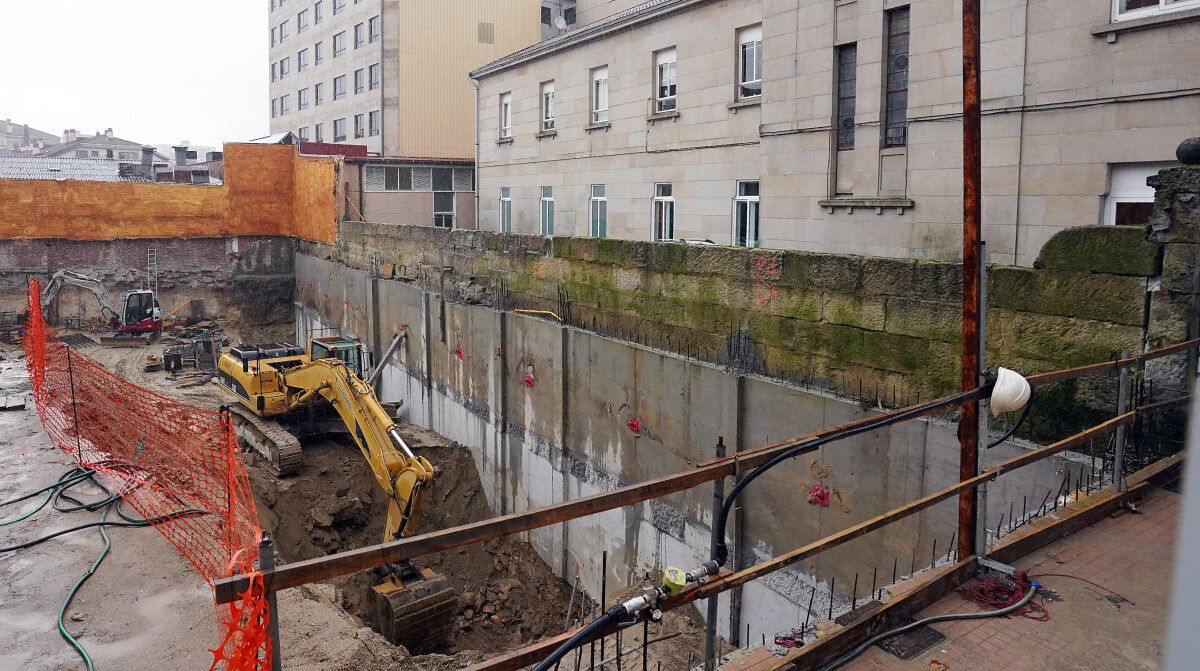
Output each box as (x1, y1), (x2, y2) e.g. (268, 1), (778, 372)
(470, 0), (1200, 265)
(267, 0), (542, 159)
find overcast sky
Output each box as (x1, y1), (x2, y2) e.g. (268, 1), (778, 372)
(0, 1), (268, 148)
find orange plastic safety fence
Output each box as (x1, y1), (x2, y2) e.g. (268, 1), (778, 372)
(24, 279), (272, 671)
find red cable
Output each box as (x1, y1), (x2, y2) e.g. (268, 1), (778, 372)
(959, 571), (1049, 621)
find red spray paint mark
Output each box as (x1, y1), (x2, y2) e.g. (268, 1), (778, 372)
(454, 345), (463, 361)
(808, 483), (831, 507)
(626, 418), (641, 434)
(523, 374), (535, 389)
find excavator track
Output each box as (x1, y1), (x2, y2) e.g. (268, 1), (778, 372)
(226, 404), (303, 476)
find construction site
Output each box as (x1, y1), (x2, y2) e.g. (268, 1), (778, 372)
(3, 1), (1200, 670)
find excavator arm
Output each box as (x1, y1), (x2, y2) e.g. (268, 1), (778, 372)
(277, 357), (437, 541)
(40, 270), (118, 322)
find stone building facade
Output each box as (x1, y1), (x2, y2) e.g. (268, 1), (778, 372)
(470, 0), (1200, 264)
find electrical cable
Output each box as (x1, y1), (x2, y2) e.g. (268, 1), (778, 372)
(1031, 573), (1132, 605)
(533, 605), (628, 671)
(713, 385), (990, 566)
(817, 578), (1040, 671)
(987, 392), (1035, 449)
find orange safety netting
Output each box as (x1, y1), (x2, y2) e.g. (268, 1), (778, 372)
(23, 279), (272, 670)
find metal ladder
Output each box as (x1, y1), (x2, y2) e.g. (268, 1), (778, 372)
(146, 246), (159, 296)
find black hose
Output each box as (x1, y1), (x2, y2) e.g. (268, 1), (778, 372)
(986, 392), (1035, 449)
(0, 509), (208, 552)
(713, 385), (990, 566)
(817, 579), (1039, 671)
(533, 605), (627, 671)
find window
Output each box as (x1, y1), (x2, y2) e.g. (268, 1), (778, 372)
(354, 68), (365, 94)
(314, 41), (323, 63)
(298, 87), (309, 109)
(314, 82), (324, 104)
(333, 31), (346, 56)
(369, 110), (381, 136)
(541, 82), (555, 131)
(298, 126), (309, 140)
(271, 61), (278, 82)
(540, 186), (555, 235)
(280, 20), (290, 42)
(565, 6), (576, 24)
(279, 56), (290, 77)
(1105, 162), (1175, 226)
(591, 67), (609, 124)
(1115, 0), (1200, 20)
(314, 0), (323, 23)
(499, 93), (512, 138)
(271, 26), (278, 47)
(333, 117), (347, 141)
(836, 44), (857, 150)
(499, 187), (512, 233)
(314, 122), (324, 141)
(653, 183), (674, 241)
(369, 63), (380, 90)
(333, 0), (345, 14)
(380, 166), (412, 191)
(271, 98), (278, 118)
(432, 167), (453, 191)
(333, 75), (346, 100)
(297, 8), (308, 31)
(280, 94), (291, 114)
(733, 181), (759, 248)
(883, 7), (910, 148)
(369, 15), (381, 42)
(738, 26), (762, 99)
(655, 48), (677, 113)
(298, 47), (309, 71)
(589, 185), (608, 238)
(353, 113), (365, 138)
(434, 192), (455, 228)
(541, 6), (551, 25)
(354, 23), (364, 48)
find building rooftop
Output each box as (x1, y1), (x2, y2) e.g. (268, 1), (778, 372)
(0, 155), (127, 182)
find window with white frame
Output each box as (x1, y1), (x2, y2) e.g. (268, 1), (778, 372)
(591, 66), (609, 124)
(271, 98), (278, 118)
(333, 75), (346, 99)
(280, 56), (290, 77)
(280, 93), (291, 114)
(314, 0), (323, 23)
(297, 8), (309, 31)
(298, 87), (309, 109)
(298, 126), (309, 140)
(589, 184), (607, 238)
(1114, 0), (1200, 20)
(541, 82), (556, 131)
(654, 48), (677, 113)
(499, 187), (512, 233)
(271, 26), (278, 47)
(653, 183), (674, 240)
(369, 63), (380, 90)
(280, 19), (289, 41)
(298, 47), (309, 71)
(540, 186), (555, 235)
(354, 22), (364, 48)
(738, 25), (762, 99)
(333, 0), (345, 14)
(314, 41), (324, 63)
(314, 82), (324, 104)
(733, 180), (759, 248)
(369, 110), (381, 136)
(333, 31), (346, 56)
(1105, 162), (1175, 226)
(314, 122), (324, 142)
(354, 68), (365, 94)
(499, 93), (512, 138)
(434, 192), (455, 228)
(271, 61), (278, 82)
(354, 113), (365, 138)
(333, 117), (347, 141)
(369, 15), (381, 42)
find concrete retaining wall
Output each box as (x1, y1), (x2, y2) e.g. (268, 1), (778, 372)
(295, 251), (1092, 643)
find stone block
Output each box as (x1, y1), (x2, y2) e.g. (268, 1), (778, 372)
(684, 244), (753, 279)
(884, 296), (962, 342)
(821, 292), (885, 330)
(1033, 226), (1160, 276)
(1160, 243), (1200, 294)
(568, 237), (599, 261)
(780, 251), (864, 291)
(989, 267), (1145, 327)
(989, 309), (1141, 368)
(862, 257), (917, 296)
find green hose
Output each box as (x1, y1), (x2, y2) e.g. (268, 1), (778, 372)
(55, 505), (111, 671)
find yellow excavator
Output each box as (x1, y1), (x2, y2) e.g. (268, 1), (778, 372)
(215, 334), (458, 652)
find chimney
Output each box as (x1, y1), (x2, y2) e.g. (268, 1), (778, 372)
(104, 128), (113, 138)
(172, 145), (188, 166)
(141, 146), (155, 167)
(63, 129), (77, 143)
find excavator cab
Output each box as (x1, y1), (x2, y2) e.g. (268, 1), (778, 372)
(310, 336), (365, 378)
(118, 290), (162, 333)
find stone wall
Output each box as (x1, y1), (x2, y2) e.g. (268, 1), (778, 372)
(307, 219), (1160, 435)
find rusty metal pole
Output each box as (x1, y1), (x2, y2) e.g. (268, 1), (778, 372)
(958, 0), (983, 562)
(260, 534), (283, 671)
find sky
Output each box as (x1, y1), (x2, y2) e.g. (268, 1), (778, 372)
(0, 1), (268, 148)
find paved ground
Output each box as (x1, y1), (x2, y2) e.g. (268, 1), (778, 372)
(844, 488), (1179, 671)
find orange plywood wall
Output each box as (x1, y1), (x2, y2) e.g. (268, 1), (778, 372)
(0, 143), (338, 244)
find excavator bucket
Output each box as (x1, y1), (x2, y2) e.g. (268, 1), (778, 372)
(372, 568), (458, 653)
